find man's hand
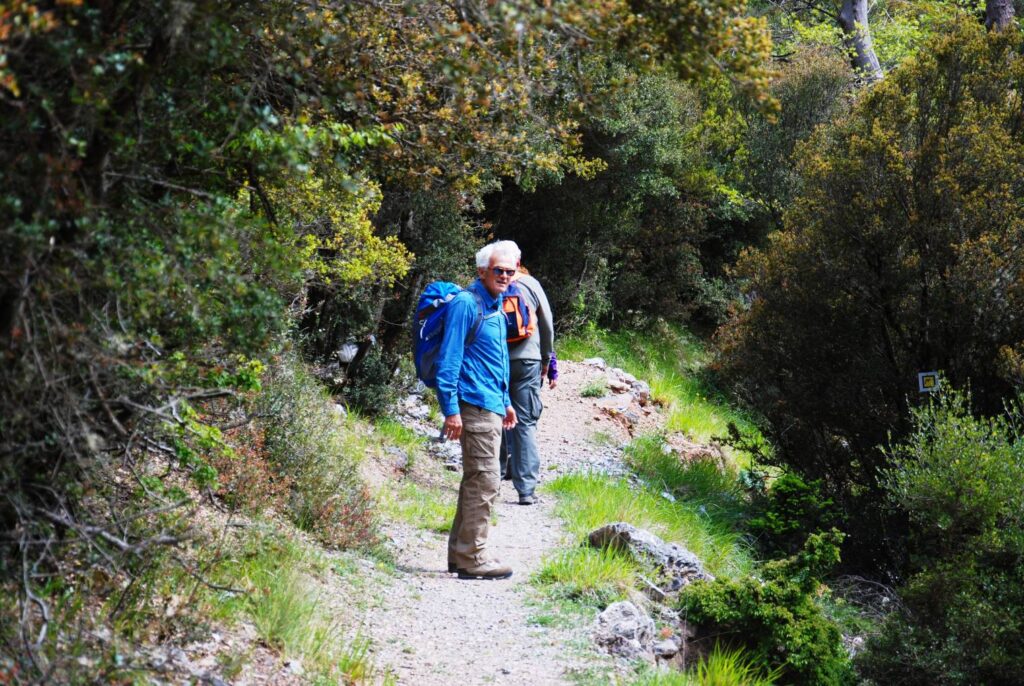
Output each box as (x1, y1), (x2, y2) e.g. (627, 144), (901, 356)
(503, 406), (518, 430)
(547, 377), (558, 390)
(443, 414), (463, 441)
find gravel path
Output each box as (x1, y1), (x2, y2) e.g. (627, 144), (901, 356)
(360, 360), (664, 685)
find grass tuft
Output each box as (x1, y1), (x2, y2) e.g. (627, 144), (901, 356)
(378, 481), (455, 533)
(580, 379), (608, 398)
(535, 546), (638, 606)
(628, 644), (780, 685)
(208, 530), (387, 684)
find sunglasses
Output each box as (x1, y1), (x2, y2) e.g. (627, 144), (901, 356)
(491, 267), (517, 277)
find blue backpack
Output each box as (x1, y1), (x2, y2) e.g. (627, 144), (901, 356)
(413, 282), (484, 388)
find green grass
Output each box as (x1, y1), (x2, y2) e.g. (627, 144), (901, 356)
(377, 481), (455, 533)
(624, 434), (747, 530)
(560, 323), (763, 454)
(374, 417), (426, 460)
(627, 645), (781, 685)
(535, 546), (640, 606)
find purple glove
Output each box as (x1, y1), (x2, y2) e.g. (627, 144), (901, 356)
(546, 352), (558, 382)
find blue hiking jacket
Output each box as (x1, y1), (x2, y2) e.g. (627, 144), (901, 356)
(436, 279), (511, 418)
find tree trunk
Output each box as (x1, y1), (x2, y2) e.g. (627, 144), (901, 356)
(838, 0), (883, 82)
(986, 0), (1016, 31)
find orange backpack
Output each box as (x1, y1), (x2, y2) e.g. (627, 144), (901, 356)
(502, 273), (535, 343)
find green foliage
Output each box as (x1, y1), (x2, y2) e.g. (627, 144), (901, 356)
(211, 531), (387, 684)
(739, 47), (852, 227)
(881, 390), (1024, 555)
(748, 472), (840, 559)
(0, 0), (778, 677)
(767, 0), (971, 74)
(580, 379), (608, 398)
(857, 389), (1024, 685)
(717, 19), (1024, 566)
(535, 547), (639, 607)
(341, 348), (400, 415)
(680, 531), (854, 686)
(378, 482), (454, 534)
(484, 65), (736, 330)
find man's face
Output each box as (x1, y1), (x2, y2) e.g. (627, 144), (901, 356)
(480, 254), (517, 297)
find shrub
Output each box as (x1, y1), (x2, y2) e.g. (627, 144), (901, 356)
(748, 471), (840, 558)
(341, 348), (399, 415)
(858, 390), (1024, 685)
(256, 354), (380, 550)
(630, 644), (781, 685)
(214, 423), (293, 513)
(679, 530), (854, 686)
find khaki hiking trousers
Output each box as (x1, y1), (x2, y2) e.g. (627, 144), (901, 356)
(447, 402), (503, 569)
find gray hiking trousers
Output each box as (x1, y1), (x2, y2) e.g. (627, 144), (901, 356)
(500, 359), (543, 497)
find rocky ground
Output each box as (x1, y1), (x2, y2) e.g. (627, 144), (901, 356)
(357, 359), (666, 684)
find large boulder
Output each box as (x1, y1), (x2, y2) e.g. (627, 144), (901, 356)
(588, 522), (713, 595)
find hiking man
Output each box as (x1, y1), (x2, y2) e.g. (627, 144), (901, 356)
(438, 241), (519, 580)
(498, 242), (557, 505)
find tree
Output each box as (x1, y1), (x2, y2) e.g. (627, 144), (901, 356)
(0, 1), (780, 675)
(987, 0), (1016, 31)
(838, 0), (884, 80)
(765, 1), (884, 80)
(716, 18), (1024, 569)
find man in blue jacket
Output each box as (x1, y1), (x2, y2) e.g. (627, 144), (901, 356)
(438, 241), (519, 580)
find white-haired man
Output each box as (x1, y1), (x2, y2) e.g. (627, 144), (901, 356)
(437, 241), (519, 580)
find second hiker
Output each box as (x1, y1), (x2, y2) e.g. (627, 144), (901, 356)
(498, 241), (558, 506)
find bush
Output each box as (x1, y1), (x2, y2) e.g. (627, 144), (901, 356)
(858, 390), (1024, 685)
(679, 530), (854, 686)
(748, 472), (840, 559)
(214, 423), (293, 513)
(257, 354), (379, 550)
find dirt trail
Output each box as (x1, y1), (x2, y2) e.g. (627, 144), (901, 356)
(359, 360), (664, 685)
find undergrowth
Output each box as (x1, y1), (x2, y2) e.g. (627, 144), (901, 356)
(206, 527), (392, 684)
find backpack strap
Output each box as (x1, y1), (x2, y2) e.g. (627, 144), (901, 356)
(465, 288), (503, 346)
(465, 289), (485, 347)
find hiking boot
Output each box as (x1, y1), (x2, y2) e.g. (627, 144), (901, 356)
(457, 560), (513, 580)
(447, 562), (458, 573)
(518, 493), (538, 505)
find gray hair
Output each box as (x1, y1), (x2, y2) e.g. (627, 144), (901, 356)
(475, 240), (521, 269)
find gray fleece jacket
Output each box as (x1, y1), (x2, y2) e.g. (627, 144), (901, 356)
(508, 272), (555, 362)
